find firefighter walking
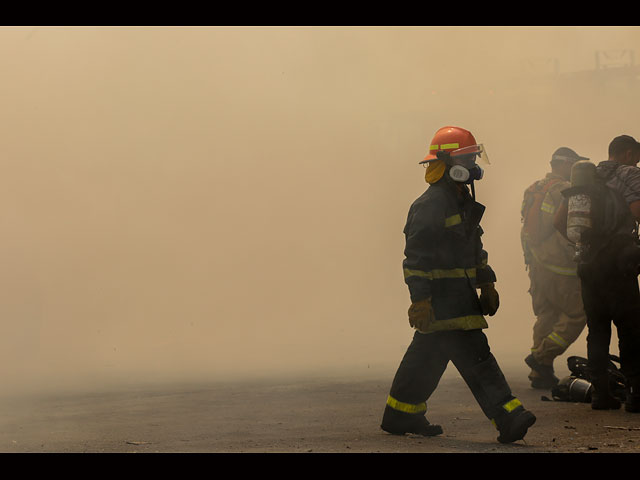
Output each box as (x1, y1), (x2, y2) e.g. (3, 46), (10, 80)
(520, 148), (589, 389)
(380, 126), (536, 444)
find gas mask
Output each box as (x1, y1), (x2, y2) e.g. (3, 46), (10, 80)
(449, 164), (484, 183)
(444, 150), (483, 184)
(433, 144), (490, 185)
(447, 144), (490, 182)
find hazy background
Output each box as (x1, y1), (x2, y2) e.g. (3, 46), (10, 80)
(0, 26), (638, 395)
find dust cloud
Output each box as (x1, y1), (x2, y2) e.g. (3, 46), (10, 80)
(0, 26), (638, 396)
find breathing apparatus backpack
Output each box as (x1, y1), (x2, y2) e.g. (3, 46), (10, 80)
(521, 177), (564, 247)
(562, 161), (640, 273)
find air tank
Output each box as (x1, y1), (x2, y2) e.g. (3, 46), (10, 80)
(566, 161), (597, 254)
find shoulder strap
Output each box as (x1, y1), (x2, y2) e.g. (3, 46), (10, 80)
(599, 162), (622, 181)
(525, 177), (564, 195)
(542, 177), (565, 193)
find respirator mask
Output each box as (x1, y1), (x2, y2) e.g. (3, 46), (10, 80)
(449, 163), (484, 183)
(439, 144), (490, 184)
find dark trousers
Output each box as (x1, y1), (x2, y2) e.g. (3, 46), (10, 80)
(386, 329), (515, 421)
(580, 270), (640, 386)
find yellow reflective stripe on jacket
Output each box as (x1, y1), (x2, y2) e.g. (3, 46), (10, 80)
(445, 214), (462, 227)
(540, 191), (557, 214)
(540, 262), (577, 276)
(386, 395), (426, 414)
(502, 398), (522, 413)
(540, 201), (555, 214)
(404, 267), (476, 280)
(527, 246), (577, 276)
(404, 268), (431, 279)
(417, 314), (488, 333)
(429, 267), (476, 279)
(548, 332), (569, 349)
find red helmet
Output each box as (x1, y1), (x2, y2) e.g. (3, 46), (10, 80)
(420, 126), (483, 164)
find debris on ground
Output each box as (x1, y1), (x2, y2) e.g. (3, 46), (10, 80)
(604, 425), (640, 431)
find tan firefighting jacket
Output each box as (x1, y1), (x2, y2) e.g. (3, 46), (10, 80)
(521, 172), (577, 277)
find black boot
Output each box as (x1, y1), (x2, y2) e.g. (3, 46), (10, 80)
(525, 354), (558, 389)
(494, 405), (537, 444)
(380, 405), (443, 436)
(591, 375), (621, 410)
(625, 379), (640, 413)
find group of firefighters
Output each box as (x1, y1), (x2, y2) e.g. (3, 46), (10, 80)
(380, 126), (640, 444)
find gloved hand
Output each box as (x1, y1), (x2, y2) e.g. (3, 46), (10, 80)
(478, 283), (500, 316)
(408, 298), (435, 332)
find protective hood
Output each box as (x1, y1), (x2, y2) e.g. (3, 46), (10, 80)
(425, 159), (446, 184)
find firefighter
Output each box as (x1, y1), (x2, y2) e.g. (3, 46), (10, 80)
(380, 126), (536, 443)
(554, 135), (640, 412)
(520, 147), (590, 389)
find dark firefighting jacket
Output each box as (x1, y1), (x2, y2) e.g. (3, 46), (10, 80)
(402, 178), (496, 333)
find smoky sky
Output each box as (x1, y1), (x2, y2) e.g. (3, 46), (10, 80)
(0, 26), (638, 395)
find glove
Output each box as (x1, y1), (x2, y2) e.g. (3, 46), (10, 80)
(408, 298), (435, 332)
(478, 283), (500, 316)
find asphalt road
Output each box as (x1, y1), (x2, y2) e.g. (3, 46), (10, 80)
(2, 359), (640, 454)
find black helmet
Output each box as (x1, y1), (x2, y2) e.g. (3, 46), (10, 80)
(551, 147), (589, 164)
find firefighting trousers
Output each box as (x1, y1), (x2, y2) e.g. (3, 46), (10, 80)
(579, 270), (640, 387)
(528, 261), (587, 366)
(383, 329), (519, 424)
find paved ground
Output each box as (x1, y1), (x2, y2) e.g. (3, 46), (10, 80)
(2, 362), (640, 453)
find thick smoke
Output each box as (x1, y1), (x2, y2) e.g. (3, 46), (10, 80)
(0, 26), (638, 395)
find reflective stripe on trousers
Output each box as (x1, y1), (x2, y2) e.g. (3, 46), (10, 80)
(547, 331), (569, 349)
(490, 398), (523, 428)
(386, 395), (427, 414)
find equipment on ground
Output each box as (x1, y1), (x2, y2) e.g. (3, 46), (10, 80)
(551, 355), (626, 403)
